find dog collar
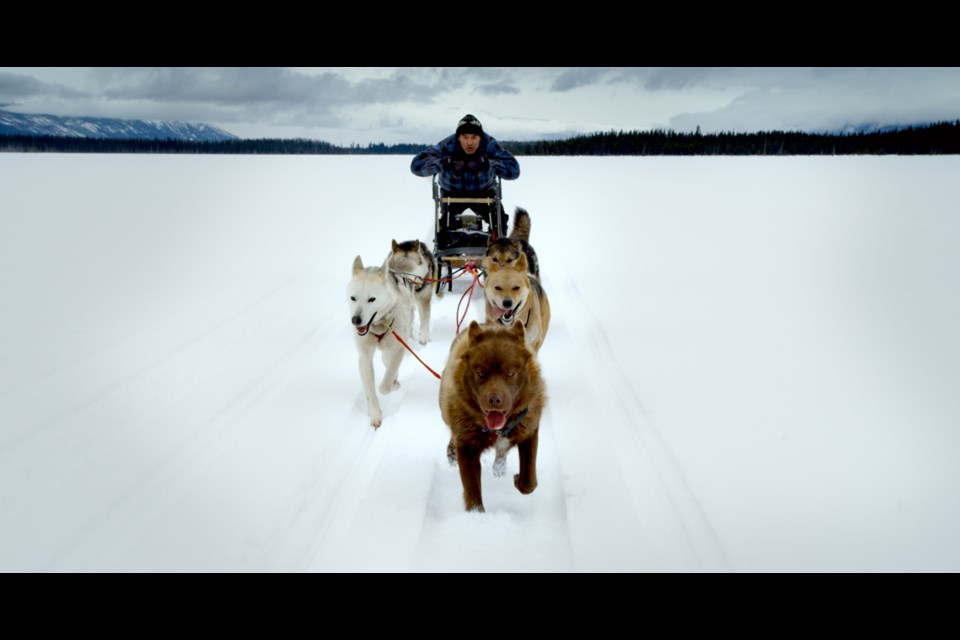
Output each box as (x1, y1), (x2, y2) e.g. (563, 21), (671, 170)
(372, 318), (395, 342)
(482, 406), (529, 437)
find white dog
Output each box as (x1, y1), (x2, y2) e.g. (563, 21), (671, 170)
(347, 255), (415, 427)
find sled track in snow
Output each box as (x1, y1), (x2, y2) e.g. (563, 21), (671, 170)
(1, 269), (334, 570)
(549, 270), (731, 571)
(313, 271), (732, 572)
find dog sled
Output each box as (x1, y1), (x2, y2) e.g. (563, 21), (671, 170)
(431, 175), (505, 294)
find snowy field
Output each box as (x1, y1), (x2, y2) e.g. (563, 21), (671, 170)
(2, 153), (959, 572)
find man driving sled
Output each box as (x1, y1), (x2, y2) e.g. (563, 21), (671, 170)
(410, 114), (519, 234)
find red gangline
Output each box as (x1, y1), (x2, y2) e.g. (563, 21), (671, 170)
(391, 330), (442, 380)
(390, 261), (484, 381)
(455, 261), (483, 335)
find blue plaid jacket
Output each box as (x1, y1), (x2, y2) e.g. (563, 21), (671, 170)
(410, 133), (519, 193)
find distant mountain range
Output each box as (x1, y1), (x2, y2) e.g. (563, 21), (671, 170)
(0, 109), (237, 142)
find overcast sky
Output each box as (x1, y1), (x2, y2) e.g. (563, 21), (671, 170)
(2, 67), (959, 145)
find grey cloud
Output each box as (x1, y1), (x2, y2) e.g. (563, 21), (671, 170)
(11, 67), (958, 144)
(549, 67), (825, 93)
(394, 67), (473, 91)
(93, 68), (449, 111)
(353, 74), (441, 104)
(464, 67), (518, 82)
(654, 67), (951, 94)
(0, 72), (86, 101)
(475, 83), (520, 96)
(551, 67), (719, 92)
(551, 67), (740, 92)
(551, 68), (610, 91)
(632, 67), (716, 90)
(669, 75), (960, 134)
(96, 68), (346, 105)
(609, 67), (801, 91)
(80, 67), (462, 131)
(403, 67), (515, 84)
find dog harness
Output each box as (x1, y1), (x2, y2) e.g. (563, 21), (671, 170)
(372, 318), (395, 343)
(390, 270), (429, 293)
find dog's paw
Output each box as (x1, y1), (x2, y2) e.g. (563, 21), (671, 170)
(379, 379), (400, 395)
(514, 473), (537, 495)
(367, 399), (383, 428)
(418, 332), (430, 346)
(493, 453), (507, 477)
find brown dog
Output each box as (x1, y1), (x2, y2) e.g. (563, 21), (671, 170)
(439, 321), (546, 512)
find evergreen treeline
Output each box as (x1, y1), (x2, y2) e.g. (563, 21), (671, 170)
(2, 121), (959, 155)
(503, 121), (960, 155)
(0, 136), (416, 154)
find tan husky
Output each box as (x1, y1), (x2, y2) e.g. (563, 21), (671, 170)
(483, 252), (550, 354)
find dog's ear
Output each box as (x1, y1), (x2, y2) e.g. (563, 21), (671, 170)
(413, 239), (420, 252)
(468, 321), (484, 342)
(487, 234), (497, 247)
(515, 253), (528, 271)
(392, 239), (399, 251)
(511, 319), (526, 341)
(353, 255), (364, 274)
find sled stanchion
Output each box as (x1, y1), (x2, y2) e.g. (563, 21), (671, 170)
(431, 175), (502, 297)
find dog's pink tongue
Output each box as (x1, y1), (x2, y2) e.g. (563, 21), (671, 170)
(491, 305), (507, 320)
(485, 411), (507, 431)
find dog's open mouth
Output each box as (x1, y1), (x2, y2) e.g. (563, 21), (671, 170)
(484, 410), (507, 431)
(491, 304), (516, 325)
(355, 312), (376, 336)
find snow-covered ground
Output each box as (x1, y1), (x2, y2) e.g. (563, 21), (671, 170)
(2, 153), (959, 572)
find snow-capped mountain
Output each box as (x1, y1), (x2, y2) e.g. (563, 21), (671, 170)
(0, 109), (237, 141)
